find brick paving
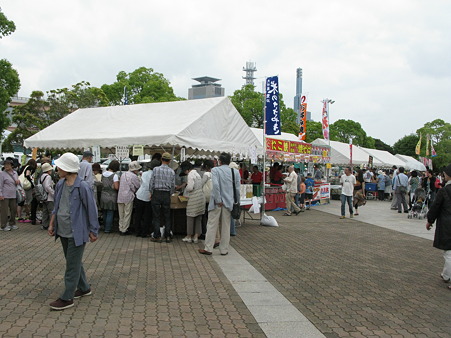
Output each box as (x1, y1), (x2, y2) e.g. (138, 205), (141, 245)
(1, 206), (450, 337)
(233, 209), (451, 337)
(0, 225), (264, 337)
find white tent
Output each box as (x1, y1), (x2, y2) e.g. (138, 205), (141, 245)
(24, 97), (262, 156)
(358, 146), (405, 168)
(395, 154), (427, 171)
(250, 128), (299, 148)
(312, 138), (383, 166)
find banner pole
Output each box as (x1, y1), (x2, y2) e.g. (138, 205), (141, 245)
(262, 79), (267, 217)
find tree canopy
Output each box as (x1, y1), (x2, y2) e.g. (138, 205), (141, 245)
(0, 8), (16, 38)
(416, 119), (451, 169)
(101, 67), (183, 105)
(0, 9), (20, 141)
(393, 134), (419, 157)
(229, 86), (298, 135)
(329, 119), (374, 148)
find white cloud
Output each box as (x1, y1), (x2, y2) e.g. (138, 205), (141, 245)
(1, 0), (450, 145)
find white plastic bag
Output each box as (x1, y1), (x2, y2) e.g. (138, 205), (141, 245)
(260, 213), (278, 227)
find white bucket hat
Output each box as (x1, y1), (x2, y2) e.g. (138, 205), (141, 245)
(41, 163), (53, 173)
(129, 161), (142, 171)
(54, 153), (80, 173)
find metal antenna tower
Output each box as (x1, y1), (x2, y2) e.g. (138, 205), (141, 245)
(242, 61), (257, 86)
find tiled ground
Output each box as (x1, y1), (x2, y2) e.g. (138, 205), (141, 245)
(233, 209), (451, 337)
(1, 205), (450, 337)
(0, 225), (264, 337)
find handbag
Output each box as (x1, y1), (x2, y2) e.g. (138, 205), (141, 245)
(16, 185), (26, 204)
(19, 166), (32, 190)
(397, 176), (407, 194)
(231, 168), (241, 220)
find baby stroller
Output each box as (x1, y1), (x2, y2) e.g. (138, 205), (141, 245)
(407, 188), (428, 219)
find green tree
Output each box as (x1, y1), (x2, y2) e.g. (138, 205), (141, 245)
(0, 8), (16, 38)
(305, 120), (323, 143)
(393, 134), (419, 157)
(330, 119), (371, 146)
(374, 138), (394, 154)
(416, 119), (451, 169)
(0, 9), (20, 141)
(47, 81), (109, 123)
(230, 84), (264, 127)
(101, 67), (183, 105)
(5, 91), (47, 147)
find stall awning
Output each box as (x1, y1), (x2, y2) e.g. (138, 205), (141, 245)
(24, 97), (262, 156)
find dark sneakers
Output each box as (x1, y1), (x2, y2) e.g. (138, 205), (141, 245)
(150, 237), (162, 243)
(49, 298), (74, 310)
(74, 289), (92, 299)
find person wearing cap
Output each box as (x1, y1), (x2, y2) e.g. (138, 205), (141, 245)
(78, 151), (94, 191)
(47, 152), (99, 311)
(117, 161), (141, 235)
(39, 163), (55, 230)
(426, 164), (451, 290)
(0, 159), (20, 231)
(149, 152), (175, 243)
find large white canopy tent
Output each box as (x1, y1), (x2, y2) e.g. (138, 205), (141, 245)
(395, 154), (427, 171)
(312, 138), (383, 166)
(24, 97), (262, 157)
(358, 146), (405, 168)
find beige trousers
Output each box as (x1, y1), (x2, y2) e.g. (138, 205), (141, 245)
(118, 202), (133, 233)
(204, 206), (231, 254)
(286, 192), (300, 214)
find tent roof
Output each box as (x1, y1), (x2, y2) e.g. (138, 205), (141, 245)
(312, 139), (382, 166)
(358, 146), (405, 168)
(395, 154), (427, 171)
(24, 97), (262, 156)
(250, 128), (300, 146)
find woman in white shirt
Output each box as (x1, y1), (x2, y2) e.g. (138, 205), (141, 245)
(180, 161), (205, 243)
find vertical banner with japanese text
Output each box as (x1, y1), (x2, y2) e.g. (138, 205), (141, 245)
(321, 100), (329, 141)
(265, 76), (281, 135)
(298, 94), (307, 140)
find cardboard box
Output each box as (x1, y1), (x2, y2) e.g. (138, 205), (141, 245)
(170, 194), (188, 209)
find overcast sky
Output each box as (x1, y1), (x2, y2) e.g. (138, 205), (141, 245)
(2, 0), (450, 146)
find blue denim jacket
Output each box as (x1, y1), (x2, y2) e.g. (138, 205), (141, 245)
(52, 176), (99, 246)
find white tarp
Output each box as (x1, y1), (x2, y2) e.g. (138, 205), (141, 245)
(358, 146), (405, 168)
(312, 138), (383, 166)
(395, 154), (427, 171)
(250, 127), (299, 149)
(24, 97), (262, 156)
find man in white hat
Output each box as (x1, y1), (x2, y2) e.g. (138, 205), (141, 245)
(48, 153), (99, 311)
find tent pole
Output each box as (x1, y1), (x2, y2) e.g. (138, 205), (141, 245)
(262, 80), (266, 218)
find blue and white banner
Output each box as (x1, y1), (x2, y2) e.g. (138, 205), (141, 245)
(265, 76), (281, 135)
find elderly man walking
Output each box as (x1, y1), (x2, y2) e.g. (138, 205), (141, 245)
(393, 167), (409, 213)
(149, 152), (175, 243)
(199, 153), (240, 256)
(283, 165), (301, 216)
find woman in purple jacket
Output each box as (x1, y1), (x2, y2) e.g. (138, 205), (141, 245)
(48, 153), (99, 311)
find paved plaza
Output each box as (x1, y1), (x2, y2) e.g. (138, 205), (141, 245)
(0, 199), (450, 337)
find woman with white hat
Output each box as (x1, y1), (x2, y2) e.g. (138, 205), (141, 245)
(48, 152), (99, 311)
(117, 161), (141, 235)
(39, 163), (55, 230)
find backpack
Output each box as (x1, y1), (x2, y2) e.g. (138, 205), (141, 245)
(34, 174), (49, 202)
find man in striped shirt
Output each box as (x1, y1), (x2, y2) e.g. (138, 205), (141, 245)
(149, 152), (175, 243)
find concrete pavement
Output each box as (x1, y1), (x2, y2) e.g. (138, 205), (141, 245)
(0, 199), (450, 337)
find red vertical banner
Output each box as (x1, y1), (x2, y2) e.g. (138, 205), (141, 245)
(322, 101), (329, 141)
(349, 138), (353, 166)
(298, 95), (307, 140)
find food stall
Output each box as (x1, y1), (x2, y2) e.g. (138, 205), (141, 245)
(24, 97), (263, 234)
(265, 137), (331, 207)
